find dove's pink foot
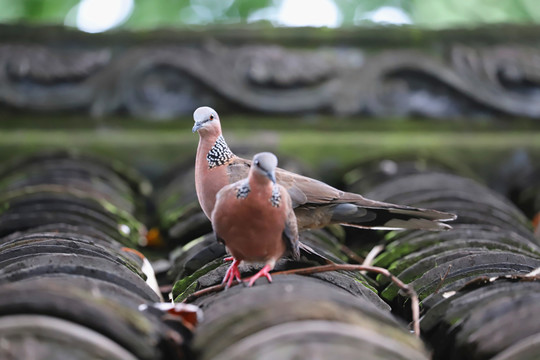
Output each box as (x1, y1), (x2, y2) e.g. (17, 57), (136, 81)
(223, 256), (234, 262)
(222, 259), (242, 288)
(245, 264), (273, 287)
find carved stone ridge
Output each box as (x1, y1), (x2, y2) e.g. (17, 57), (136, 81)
(1, 40), (539, 119)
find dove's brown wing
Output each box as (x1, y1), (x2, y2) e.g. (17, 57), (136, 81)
(275, 165), (456, 231)
(280, 186), (300, 260)
(227, 156), (456, 231)
(275, 167), (342, 206)
(226, 157), (251, 183)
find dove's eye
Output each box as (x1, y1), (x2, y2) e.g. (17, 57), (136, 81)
(210, 115), (214, 120)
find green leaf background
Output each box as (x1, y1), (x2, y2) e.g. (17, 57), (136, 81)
(0, 0), (539, 29)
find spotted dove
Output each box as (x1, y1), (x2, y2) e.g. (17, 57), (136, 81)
(193, 106), (456, 232)
(211, 152), (299, 287)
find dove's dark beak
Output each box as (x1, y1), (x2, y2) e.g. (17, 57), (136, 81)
(192, 123), (202, 133)
(268, 171), (276, 184)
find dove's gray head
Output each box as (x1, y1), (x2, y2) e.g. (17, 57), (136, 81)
(192, 106), (221, 134)
(252, 152), (278, 183)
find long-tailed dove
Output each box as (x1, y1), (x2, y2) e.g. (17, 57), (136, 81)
(193, 106), (456, 232)
(211, 152), (299, 287)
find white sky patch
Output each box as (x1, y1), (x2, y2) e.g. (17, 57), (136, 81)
(249, 0), (341, 28)
(75, 0), (134, 33)
(355, 6), (412, 25)
(278, 0), (341, 27)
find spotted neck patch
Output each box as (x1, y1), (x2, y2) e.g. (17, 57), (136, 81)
(270, 185), (281, 207)
(206, 135), (234, 169)
(236, 181), (250, 199)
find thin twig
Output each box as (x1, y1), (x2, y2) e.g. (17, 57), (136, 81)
(338, 244), (365, 264)
(433, 264), (452, 294)
(526, 266), (540, 277)
(363, 245), (385, 267)
(361, 244), (385, 275)
(182, 263), (421, 337)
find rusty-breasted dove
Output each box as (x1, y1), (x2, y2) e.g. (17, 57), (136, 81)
(211, 152), (299, 287)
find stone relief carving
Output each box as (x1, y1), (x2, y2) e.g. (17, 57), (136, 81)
(0, 41), (539, 119)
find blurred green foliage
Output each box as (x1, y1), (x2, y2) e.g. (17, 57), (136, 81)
(0, 0), (539, 30)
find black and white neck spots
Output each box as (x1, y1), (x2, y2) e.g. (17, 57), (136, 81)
(270, 185), (281, 207)
(236, 181), (250, 199)
(207, 135), (234, 169)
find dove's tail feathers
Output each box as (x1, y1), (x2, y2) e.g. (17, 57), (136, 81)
(330, 202), (456, 231)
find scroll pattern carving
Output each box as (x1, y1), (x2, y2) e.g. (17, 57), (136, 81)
(0, 42), (539, 119)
